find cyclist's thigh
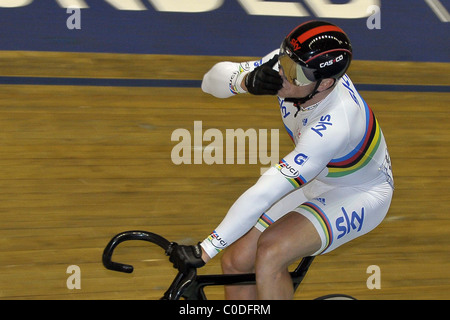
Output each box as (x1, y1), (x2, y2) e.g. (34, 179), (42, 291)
(294, 181), (393, 255)
(254, 180), (332, 232)
(254, 187), (308, 232)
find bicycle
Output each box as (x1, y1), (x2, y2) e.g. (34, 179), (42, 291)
(102, 230), (356, 300)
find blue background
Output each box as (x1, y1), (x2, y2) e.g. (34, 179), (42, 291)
(0, 0), (449, 62)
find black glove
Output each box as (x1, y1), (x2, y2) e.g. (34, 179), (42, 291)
(167, 242), (205, 273)
(245, 55), (283, 95)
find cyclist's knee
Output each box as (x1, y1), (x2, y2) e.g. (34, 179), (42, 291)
(221, 228), (261, 274)
(255, 236), (285, 273)
(221, 245), (255, 274)
(221, 232), (259, 274)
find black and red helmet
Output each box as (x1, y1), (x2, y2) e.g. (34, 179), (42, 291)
(279, 20), (352, 86)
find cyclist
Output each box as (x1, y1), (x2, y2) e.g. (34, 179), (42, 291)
(169, 20), (394, 300)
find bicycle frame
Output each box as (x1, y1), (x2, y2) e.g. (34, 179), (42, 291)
(180, 255), (315, 300)
(102, 230), (315, 300)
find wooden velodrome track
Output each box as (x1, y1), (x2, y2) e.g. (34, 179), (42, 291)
(0, 51), (449, 300)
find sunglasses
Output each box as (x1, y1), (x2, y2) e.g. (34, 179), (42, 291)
(278, 43), (317, 87)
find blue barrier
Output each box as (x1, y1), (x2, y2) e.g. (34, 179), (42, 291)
(0, 1), (449, 62)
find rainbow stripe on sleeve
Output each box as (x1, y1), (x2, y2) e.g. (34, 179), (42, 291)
(326, 101), (381, 177)
(275, 159), (307, 188)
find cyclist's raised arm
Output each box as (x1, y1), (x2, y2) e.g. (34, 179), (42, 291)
(201, 49), (280, 98)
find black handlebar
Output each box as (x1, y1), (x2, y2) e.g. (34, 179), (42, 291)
(102, 230), (171, 273)
(102, 230), (199, 299)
